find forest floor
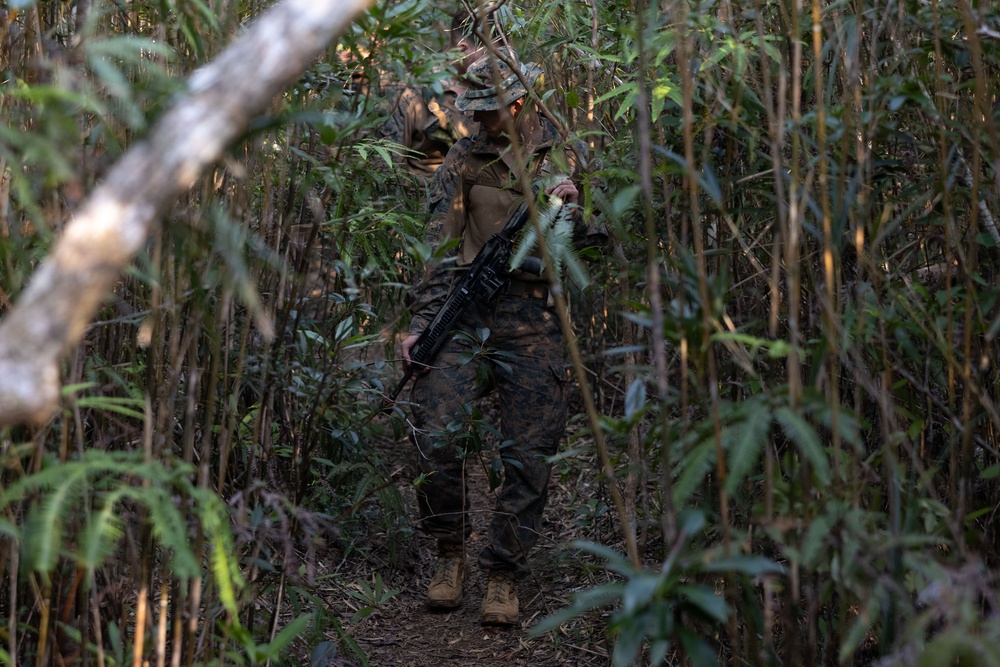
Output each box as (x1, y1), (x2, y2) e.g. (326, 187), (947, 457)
(314, 410), (622, 667)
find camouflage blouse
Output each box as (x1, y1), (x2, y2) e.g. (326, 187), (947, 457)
(407, 114), (595, 335)
(379, 84), (478, 180)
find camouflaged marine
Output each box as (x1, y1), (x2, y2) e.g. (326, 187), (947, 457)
(401, 49), (595, 627)
(377, 11), (490, 200)
(379, 82), (477, 182)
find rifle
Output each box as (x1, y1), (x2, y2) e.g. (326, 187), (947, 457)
(382, 196), (544, 412)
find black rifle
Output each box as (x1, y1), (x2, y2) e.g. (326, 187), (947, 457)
(382, 197), (544, 412)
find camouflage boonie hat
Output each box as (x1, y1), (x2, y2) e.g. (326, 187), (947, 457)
(456, 49), (543, 112)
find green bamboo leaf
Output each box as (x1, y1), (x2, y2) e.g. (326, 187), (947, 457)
(258, 614), (311, 660)
(86, 55), (144, 129)
(700, 556), (784, 577)
(678, 627), (720, 667)
(612, 618), (645, 667)
(192, 488), (244, 615)
(86, 35), (175, 62)
(530, 583), (623, 636)
(649, 639), (671, 666)
(60, 382), (99, 396)
(0, 464), (69, 504)
(311, 641), (339, 666)
(75, 396), (145, 420)
(0, 518), (20, 541)
(206, 205), (272, 338)
(4, 82), (93, 108)
(678, 508), (706, 536)
(673, 438), (715, 506)
(2, 451), (143, 505)
(981, 462), (1000, 480)
(562, 248), (591, 290)
(609, 185), (640, 219)
(621, 573), (660, 615)
(775, 407), (831, 485)
(801, 514), (833, 566)
(724, 405), (771, 497)
(625, 379), (646, 419)
(678, 584), (729, 624)
(212, 531), (240, 616)
(569, 540), (636, 576)
(592, 80), (636, 107)
(125, 486), (199, 578)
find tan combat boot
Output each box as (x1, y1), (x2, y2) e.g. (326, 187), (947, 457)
(480, 569), (519, 626)
(426, 544), (467, 609)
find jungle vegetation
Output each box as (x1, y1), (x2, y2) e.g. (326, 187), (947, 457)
(2, 0), (1000, 665)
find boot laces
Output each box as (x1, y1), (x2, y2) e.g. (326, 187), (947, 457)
(486, 571), (515, 604)
(431, 555), (464, 587)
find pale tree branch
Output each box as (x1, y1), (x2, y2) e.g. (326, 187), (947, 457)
(0, 0), (377, 427)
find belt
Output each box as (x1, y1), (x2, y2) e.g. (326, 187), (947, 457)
(506, 280), (549, 300)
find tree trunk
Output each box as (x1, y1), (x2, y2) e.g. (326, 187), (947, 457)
(0, 0), (377, 426)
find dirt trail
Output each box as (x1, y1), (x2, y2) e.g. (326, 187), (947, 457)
(322, 424), (615, 667)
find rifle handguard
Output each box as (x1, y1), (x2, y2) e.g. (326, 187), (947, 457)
(382, 190), (548, 412)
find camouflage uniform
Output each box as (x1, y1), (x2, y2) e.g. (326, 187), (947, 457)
(379, 83), (478, 186)
(410, 295), (567, 572)
(407, 108), (588, 573)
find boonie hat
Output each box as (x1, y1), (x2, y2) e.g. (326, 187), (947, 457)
(456, 48), (543, 112)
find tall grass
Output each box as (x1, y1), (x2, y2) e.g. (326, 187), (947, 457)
(1, 0), (431, 663)
(1, 0), (999, 664)
(541, 0), (1000, 663)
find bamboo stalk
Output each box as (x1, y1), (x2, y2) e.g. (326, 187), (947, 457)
(634, 0), (673, 547)
(155, 576), (168, 667)
(814, 0), (842, 478)
(7, 541), (16, 664)
(91, 587), (106, 667)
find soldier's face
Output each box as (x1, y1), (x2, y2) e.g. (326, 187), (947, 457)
(474, 100), (523, 139)
(474, 109), (505, 137)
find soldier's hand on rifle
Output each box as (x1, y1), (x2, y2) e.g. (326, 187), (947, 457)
(547, 179), (578, 205)
(401, 334), (422, 371)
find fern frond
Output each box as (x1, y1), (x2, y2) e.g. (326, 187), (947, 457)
(79, 489), (126, 571)
(126, 486), (200, 579)
(23, 464), (90, 575)
(1, 449), (137, 504)
(191, 486), (244, 615)
(510, 175), (591, 290)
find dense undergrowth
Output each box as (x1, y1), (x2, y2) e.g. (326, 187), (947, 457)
(2, 0), (1000, 665)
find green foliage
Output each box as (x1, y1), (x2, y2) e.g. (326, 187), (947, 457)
(0, 450), (238, 589)
(511, 180), (591, 289)
(225, 614), (311, 666)
(3, 0), (1000, 664)
(345, 573), (399, 623)
(532, 511), (783, 667)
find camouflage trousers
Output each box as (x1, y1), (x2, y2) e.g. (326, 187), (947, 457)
(409, 292), (568, 573)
